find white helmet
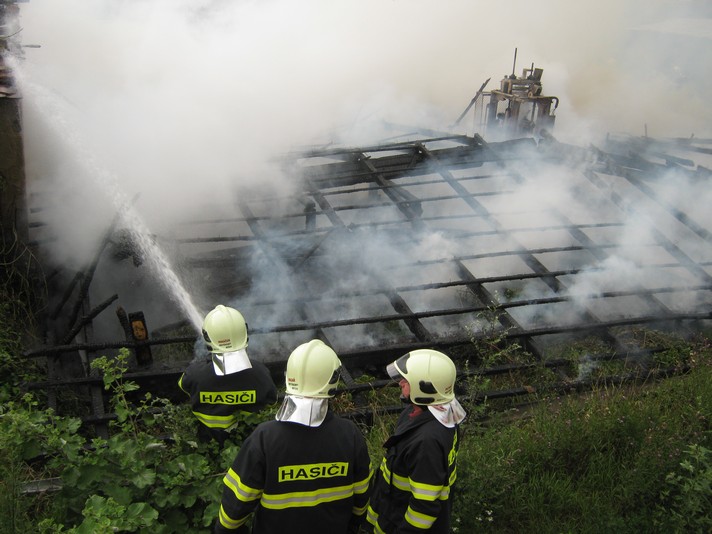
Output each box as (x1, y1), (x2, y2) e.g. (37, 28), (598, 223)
(387, 349), (457, 405)
(285, 339), (341, 398)
(202, 305), (248, 354)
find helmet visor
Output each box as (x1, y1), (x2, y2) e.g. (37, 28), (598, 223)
(386, 353), (410, 381)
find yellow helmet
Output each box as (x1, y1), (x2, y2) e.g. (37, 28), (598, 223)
(387, 349), (457, 405)
(285, 339), (341, 398)
(202, 305), (248, 354)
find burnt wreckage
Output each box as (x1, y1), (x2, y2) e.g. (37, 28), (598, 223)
(21, 65), (712, 433)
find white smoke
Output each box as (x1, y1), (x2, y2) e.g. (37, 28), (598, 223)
(12, 0), (712, 348)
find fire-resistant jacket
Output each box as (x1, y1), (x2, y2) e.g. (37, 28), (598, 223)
(366, 405), (460, 533)
(215, 411), (372, 534)
(178, 356), (277, 431)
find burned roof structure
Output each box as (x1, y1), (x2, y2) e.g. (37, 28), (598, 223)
(22, 119), (712, 425)
(11, 46), (710, 428)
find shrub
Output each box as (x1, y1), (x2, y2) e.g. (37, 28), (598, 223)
(654, 444), (712, 533)
(1, 350), (271, 533)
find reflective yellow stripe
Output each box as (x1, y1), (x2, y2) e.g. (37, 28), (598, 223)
(352, 502), (368, 515)
(353, 468), (372, 495)
(409, 478), (446, 501)
(405, 505), (437, 529)
(261, 483), (356, 510)
(448, 431), (458, 466)
(193, 411), (238, 429)
(379, 460), (410, 492)
(366, 507), (386, 534)
(379, 457), (387, 471)
(380, 458), (453, 500)
(224, 468), (262, 502)
(218, 504), (250, 529)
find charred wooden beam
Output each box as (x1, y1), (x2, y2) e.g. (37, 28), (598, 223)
(59, 293), (118, 346)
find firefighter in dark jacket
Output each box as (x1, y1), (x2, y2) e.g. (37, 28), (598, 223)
(178, 305), (277, 446)
(215, 339), (372, 534)
(366, 349), (466, 534)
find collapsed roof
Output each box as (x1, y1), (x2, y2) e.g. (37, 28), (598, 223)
(27, 129), (712, 376)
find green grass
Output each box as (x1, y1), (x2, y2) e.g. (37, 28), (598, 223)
(355, 335), (710, 532)
(449, 359), (711, 533)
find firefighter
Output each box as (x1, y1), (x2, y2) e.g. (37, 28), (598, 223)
(366, 349), (466, 534)
(215, 339), (372, 534)
(178, 305), (277, 447)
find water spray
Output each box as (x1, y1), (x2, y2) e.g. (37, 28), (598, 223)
(12, 58), (204, 333)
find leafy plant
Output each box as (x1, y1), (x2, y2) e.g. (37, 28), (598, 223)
(0, 393), (84, 533)
(0, 349), (272, 533)
(654, 443), (712, 532)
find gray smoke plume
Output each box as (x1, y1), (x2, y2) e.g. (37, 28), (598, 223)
(13, 1), (712, 352)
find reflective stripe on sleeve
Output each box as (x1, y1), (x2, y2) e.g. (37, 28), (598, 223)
(218, 504), (250, 529)
(223, 468), (263, 502)
(352, 467), (372, 515)
(409, 478), (448, 501)
(352, 502), (368, 515)
(353, 468), (372, 495)
(404, 505), (437, 530)
(379, 460), (410, 493)
(379, 458), (453, 500)
(366, 507), (387, 534)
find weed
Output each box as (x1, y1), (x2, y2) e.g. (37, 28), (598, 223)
(654, 443), (712, 532)
(452, 359), (712, 532)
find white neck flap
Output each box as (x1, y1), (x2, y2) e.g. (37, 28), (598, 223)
(275, 395), (329, 427)
(427, 398), (467, 428)
(212, 348), (252, 376)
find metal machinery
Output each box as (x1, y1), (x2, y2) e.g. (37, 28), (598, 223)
(485, 64), (559, 138)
